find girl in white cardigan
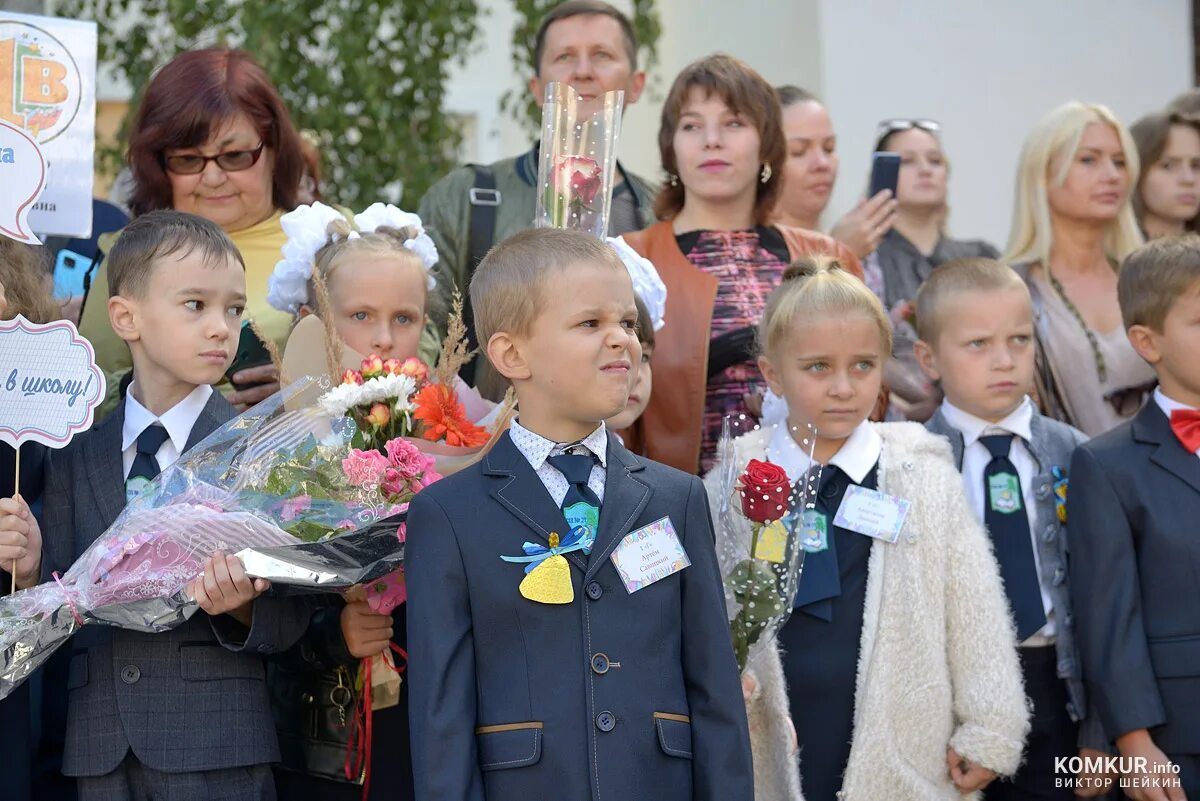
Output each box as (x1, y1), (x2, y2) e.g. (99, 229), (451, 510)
(705, 256), (1029, 801)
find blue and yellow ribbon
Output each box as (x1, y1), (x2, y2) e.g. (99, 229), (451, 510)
(501, 526), (594, 573)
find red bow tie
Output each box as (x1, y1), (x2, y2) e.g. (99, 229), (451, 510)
(1170, 408), (1200, 453)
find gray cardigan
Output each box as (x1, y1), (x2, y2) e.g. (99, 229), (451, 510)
(926, 407), (1108, 749)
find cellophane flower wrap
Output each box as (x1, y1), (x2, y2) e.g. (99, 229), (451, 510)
(714, 416), (821, 671)
(534, 81), (624, 236)
(0, 368), (512, 700)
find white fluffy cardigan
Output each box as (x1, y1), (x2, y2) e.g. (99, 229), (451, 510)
(704, 421), (1030, 801)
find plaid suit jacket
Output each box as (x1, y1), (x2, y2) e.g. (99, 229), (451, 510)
(41, 391), (310, 776)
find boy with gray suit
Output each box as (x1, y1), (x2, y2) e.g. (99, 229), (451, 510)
(1068, 236), (1200, 799)
(405, 228), (753, 801)
(0, 211), (308, 800)
(915, 258), (1109, 799)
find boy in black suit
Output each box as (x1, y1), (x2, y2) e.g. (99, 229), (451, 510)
(1068, 235), (1200, 800)
(0, 211), (307, 800)
(405, 228), (753, 801)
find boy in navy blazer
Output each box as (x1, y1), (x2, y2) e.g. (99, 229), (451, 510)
(405, 228), (753, 801)
(0, 211), (308, 801)
(1068, 236), (1200, 799)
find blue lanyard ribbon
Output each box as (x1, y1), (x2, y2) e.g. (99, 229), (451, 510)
(500, 525), (594, 573)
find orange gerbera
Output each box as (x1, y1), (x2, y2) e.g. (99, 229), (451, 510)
(412, 383), (490, 447)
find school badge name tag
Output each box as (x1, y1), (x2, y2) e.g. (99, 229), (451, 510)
(609, 516), (691, 594)
(832, 485), (911, 544)
(988, 473), (1023, 514)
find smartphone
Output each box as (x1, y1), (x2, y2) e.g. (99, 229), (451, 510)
(868, 152), (902, 199)
(52, 248), (91, 300)
(224, 320), (274, 390)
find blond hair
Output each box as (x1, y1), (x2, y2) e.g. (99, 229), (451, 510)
(469, 227), (626, 345)
(913, 257), (1030, 343)
(1118, 234), (1200, 331)
(1006, 101), (1144, 267)
(758, 255), (891, 357)
(309, 218), (434, 313)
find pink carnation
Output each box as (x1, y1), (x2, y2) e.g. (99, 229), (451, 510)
(342, 448), (390, 487)
(381, 467), (407, 497)
(384, 438), (436, 481)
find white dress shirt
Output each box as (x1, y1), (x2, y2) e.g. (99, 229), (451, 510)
(508, 419), (608, 508)
(1154, 387), (1200, 458)
(766, 419), (882, 488)
(940, 397), (1055, 645)
(121, 383), (213, 479)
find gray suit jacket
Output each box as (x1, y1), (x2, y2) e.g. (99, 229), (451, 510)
(926, 408), (1107, 749)
(1067, 402), (1200, 755)
(41, 391), (310, 776)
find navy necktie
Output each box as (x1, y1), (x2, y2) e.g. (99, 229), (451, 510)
(980, 433), (1047, 641)
(792, 467), (842, 620)
(547, 451), (601, 551)
(128, 424), (170, 484)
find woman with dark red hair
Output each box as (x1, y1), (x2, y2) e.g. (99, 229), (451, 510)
(79, 48), (305, 408)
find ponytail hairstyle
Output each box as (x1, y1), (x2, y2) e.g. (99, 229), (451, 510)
(758, 254), (892, 358)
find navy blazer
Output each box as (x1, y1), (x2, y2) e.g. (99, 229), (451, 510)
(1067, 401), (1200, 754)
(41, 390), (310, 776)
(406, 431), (753, 801)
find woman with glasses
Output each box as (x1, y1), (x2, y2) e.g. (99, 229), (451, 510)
(869, 119), (1001, 422)
(1007, 102), (1154, 436)
(78, 48), (305, 410)
(773, 86), (897, 258)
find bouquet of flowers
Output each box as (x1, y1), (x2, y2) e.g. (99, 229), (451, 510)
(534, 81), (624, 236)
(0, 341), (514, 698)
(714, 416), (821, 671)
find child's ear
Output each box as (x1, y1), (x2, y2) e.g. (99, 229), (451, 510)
(1126, 324), (1162, 366)
(487, 332), (532, 382)
(108, 296), (140, 343)
(757, 354), (784, 397)
(297, 304), (313, 319)
(913, 338), (940, 382)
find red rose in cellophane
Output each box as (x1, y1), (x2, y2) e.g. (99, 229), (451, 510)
(738, 459), (791, 524)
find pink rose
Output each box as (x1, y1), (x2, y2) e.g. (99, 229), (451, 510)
(382, 358), (403, 376)
(554, 155), (603, 206)
(361, 354), (384, 379)
(381, 467), (407, 497)
(399, 357), (429, 384)
(396, 521), (407, 543)
(342, 448), (390, 487)
(340, 369), (363, 386)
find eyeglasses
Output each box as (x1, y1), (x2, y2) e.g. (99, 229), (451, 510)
(874, 118), (941, 149)
(162, 143), (265, 175)
(1103, 380), (1157, 418)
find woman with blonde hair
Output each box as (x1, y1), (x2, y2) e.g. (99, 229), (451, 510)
(1006, 101), (1153, 436)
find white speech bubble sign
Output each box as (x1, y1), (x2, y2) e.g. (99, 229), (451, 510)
(0, 314), (106, 449)
(0, 120), (47, 245)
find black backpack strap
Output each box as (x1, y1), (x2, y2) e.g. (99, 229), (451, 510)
(460, 165), (501, 384)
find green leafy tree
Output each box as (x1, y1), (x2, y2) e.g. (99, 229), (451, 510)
(502, 0), (661, 131)
(55, 0), (481, 207)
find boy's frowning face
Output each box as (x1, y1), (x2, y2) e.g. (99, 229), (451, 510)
(512, 262), (641, 439)
(117, 249), (246, 388)
(919, 286), (1035, 423)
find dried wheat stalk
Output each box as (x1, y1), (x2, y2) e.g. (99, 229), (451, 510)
(435, 291), (475, 386)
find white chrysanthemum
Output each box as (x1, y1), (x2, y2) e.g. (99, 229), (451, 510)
(318, 373), (417, 417)
(607, 236), (667, 331)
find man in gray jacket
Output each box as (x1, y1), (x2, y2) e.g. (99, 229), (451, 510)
(418, 0), (658, 366)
